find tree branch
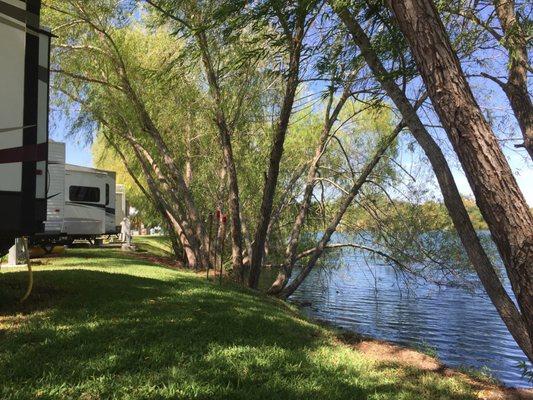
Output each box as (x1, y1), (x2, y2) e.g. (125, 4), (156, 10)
(51, 69), (124, 92)
(295, 243), (411, 271)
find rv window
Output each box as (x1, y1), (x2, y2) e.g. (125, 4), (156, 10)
(105, 184), (110, 205)
(69, 186), (100, 203)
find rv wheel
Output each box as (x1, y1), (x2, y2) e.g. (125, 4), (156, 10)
(0, 238), (15, 258)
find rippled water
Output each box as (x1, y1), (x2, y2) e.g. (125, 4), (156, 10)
(286, 250), (532, 388)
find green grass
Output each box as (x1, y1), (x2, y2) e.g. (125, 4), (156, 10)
(133, 235), (174, 257)
(456, 366), (497, 385)
(0, 248), (480, 399)
(414, 340), (439, 359)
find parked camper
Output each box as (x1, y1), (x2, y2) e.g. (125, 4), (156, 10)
(0, 0), (51, 256)
(30, 141), (126, 249)
(64, 164), (117, 238)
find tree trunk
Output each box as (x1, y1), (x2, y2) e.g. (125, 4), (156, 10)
(135, 149), (201, 268)
(103, 132), (188, 263)
(184, 123), (193, 188)
(492, 0), (533, 160)
(265, 162), (308, 259)
(218, 124), (245, 282)
(387, 0), (533, 356)
(332, 4), (533, 362)
(166, 211), (198, 268)
(119, 71), (211, 264)
(126, 134), (209, 268)
(197, 32), (245, 281)
(248, 22), (305, 289)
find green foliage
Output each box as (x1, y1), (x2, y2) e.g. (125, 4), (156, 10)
(518, 361), (533, 383)
(344, 198), (487, 233)
(45, 0), (400, 266)
(43, 0), (506, 293)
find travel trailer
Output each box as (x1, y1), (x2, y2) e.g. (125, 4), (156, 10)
(31, 141), (127, 250)
(0, 0), (51, 256)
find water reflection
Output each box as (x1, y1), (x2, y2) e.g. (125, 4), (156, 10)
(279, 250), (532, 387)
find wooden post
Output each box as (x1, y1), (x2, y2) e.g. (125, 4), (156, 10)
(219, 214), (227, 285)
(207, 212), (213, 280)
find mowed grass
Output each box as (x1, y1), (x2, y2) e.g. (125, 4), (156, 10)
(133, 235), (175, 257)
(0, 248), (479, 399)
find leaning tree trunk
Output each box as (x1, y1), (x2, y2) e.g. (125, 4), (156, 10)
(197, 32), (245, 280)
(105, 134), (187, 263)
(126, 133), (209, 268)
(120, 73), (211, 265)
(166, 212), (197, 267)
(332, 3), (533, 362)
(248, 22), (305, 289)
(213, 118), (245, 281)
(492, 0), (533, 160)
(184, 123), (194, 188)
(388, 0), (533, 353)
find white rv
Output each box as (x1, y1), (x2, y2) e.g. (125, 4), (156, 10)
(31, 141), (126, 249)
(1, 0), (51, 256)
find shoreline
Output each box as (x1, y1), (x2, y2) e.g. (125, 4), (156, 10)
(315, 318), (533, 399)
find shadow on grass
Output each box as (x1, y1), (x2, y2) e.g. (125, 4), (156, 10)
(0, 254), (477, 400)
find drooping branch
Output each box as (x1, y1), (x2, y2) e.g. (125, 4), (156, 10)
(296, 243), (407, 268)
(51, 69), (124, 92)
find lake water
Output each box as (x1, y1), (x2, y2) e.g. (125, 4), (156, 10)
(286, 249), (532, 388)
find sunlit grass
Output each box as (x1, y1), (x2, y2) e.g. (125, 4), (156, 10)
(0, 248), (479, 399)
(133, 235), (174, 257)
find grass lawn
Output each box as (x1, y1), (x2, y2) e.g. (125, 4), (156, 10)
(132, 235), (175, 258)
(0, 248), (488, 399)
